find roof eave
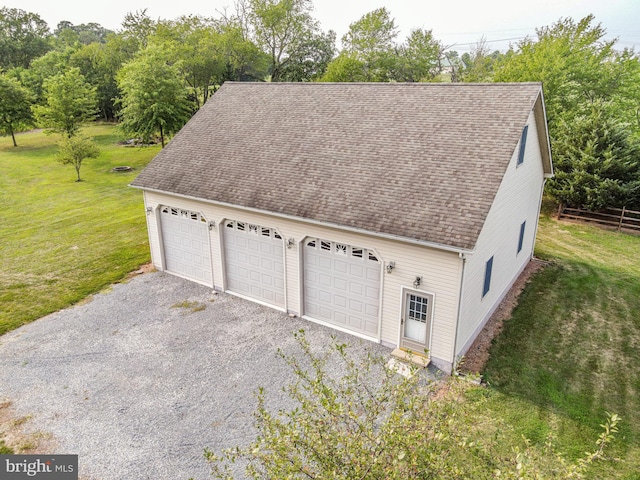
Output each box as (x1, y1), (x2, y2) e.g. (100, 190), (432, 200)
(130, 184), (474, 255)
(533, 88), (554, 177)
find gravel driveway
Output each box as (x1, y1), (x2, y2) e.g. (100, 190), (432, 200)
(0, 272), (433, 479)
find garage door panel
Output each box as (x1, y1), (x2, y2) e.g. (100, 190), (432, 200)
(349, 316), (363, 330)
(366, 268), (381, 281)
(260, 243), (273, 254)
(334, 278), (347, 290)
(334, 312), (347, 324)
(350, 264), (364, 278)
(304, 238), (380, 337)
(261, 258), (272, 270)
(160, 206), (212, 285)
(248, 238), (259, 251)
(349, 299), (363, 312)
(334, 295), (347, 308)
(248, 254), (261, 268)
(334, 260), (348, 274)
(319, 257), (332, 269)
(224, 220), (285, 308)
(365, 304), (378, 316)
(366, 285), (379, 299)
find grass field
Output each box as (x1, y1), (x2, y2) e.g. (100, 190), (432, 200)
(483, 216), (640, 477)
(0, 124), (160, 335)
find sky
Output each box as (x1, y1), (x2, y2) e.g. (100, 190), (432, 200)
(5, 0), (640, 53)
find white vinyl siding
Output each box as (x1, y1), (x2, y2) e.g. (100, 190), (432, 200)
(456, 110), (546, 357)
(142, 191), (462, 368)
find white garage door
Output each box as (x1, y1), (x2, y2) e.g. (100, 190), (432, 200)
(224, 220), (285, 308)
(304, 238), (381, 337)
(160, 206), (212, 285)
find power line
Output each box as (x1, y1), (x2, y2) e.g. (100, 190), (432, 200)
(448, 36), (528, 48)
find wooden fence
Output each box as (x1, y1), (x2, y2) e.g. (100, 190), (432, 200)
(558, 206), (640, 233)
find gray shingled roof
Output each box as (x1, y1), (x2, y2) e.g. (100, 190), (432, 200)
(131, 82), (546, 251)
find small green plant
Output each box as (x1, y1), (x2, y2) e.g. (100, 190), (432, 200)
(0, 439), (13, 454)
(204, 331), (619, 479)
(171, 300), (206, 313)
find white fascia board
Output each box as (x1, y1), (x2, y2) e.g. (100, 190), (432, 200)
(130, 185), (475, 256)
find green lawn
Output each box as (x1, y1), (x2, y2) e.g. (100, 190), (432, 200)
(0, 125), (160, 335)
(483, 216), (640, 477)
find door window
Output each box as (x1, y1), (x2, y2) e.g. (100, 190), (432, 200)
(404, 294), (430, 343)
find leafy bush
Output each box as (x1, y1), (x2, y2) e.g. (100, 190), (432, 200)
(204, 331), (619, 479)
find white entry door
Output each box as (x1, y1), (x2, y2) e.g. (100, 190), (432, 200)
(303, 238), (381, 337)
(223, 220), (285, 308)
(159, 206), (212, 285)
(400, 291), (434, 354)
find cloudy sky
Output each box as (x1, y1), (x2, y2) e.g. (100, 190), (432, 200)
(6, 0), (640, 52)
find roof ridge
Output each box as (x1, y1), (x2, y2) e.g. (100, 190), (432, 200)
(221, 81), (542, 87)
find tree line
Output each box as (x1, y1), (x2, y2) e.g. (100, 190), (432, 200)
(0, 2), (639, 208)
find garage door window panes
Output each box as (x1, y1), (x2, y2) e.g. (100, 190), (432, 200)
(225, 220), (282, 240)
(305, 239), (375, 261)
(161, 206), (207, 223)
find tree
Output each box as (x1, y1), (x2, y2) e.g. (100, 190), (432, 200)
(32, 67), (97, 138)
(396, 28), (442, 82)
(276, 28), (335, 81)
(321, 51), (367, 82)
(322, 8), (398, 82)
(494, 15), (640, 209)
(0, 7), (51, 69)
(607, 49), (640, 141)
(458, 38), (504, 82)
(57, 135), (99, 182)
(547, 103), (640, 210)
(53, 21), (114, 46)
(70, 33), (138, 120)
(217, 21), (270, 82)
(117, 45), (193, 147)
(205, 331), (620, 479)
(0, 74), (34, 146)
(151, 16), (228, 107)
(22, 46), (79, 105)
(341, 7), (398, 59)
(245, 0), (333, 81)
(493, 15), (621, 123)
(121, 9), (157, 49)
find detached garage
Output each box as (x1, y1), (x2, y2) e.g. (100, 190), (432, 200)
(131, 82), (553, 372)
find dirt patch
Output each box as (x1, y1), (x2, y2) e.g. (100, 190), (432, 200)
(0, 399), (56, 454)
(458, 258), (548, 375)
(127, 263), (155, 278)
